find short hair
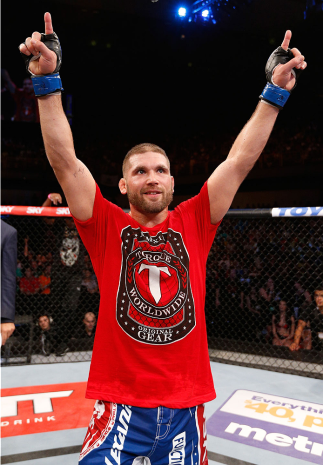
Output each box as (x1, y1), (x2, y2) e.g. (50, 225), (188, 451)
(84, 312), (96, 320)
(122, 143), (170, 177)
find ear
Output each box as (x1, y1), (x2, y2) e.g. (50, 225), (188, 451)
(171, 176), (175, 193)
(119, 178), (127, 195)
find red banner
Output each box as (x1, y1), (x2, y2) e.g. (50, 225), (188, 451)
(1, 206), (72, 216)
(1, 382), (94, 437)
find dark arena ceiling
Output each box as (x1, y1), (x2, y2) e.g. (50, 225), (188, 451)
(3, 0), (323, 134)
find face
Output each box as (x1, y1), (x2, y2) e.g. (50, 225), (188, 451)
(39, 316), (50, 331)
(23, 78), (33, 93)
(314, 291), (323, 308)
(279, 300), (287, 312)
(84, 314), (96, 330)
(119, 152), (174, 215)
(25, 268), (32, 278)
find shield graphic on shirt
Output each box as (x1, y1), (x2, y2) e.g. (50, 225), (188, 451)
(116, 226), (195, 345)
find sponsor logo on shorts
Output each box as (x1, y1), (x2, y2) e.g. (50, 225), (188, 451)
(169, 432), (186, 465)
(116, 226), (196, 345)
(109, 405), (132, 465)
(207, 389), (323, 464)
(79, 401), (117, 461)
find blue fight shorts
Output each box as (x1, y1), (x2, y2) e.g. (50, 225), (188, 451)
(79, 401), (207, 465)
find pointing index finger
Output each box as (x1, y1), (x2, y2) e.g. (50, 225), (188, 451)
(281, 30), (292, 51)
(44, 12), (54, 35)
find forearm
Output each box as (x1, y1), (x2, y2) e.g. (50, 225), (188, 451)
(38, 95), (78, 173)
(227, 101), (279, 175)
(293, 321), (306, 345)
(42, 198), (52, 207)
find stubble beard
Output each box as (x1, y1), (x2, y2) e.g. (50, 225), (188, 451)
(127, 188), (173, 214)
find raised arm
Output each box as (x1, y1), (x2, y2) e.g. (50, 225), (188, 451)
(207, 31), (307, 224)
(19, 13), (96, 221)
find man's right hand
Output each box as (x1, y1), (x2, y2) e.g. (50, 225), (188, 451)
(19, 12), (57, 75)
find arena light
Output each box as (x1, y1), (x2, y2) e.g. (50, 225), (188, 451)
(178, 7), (187, 17)
(177, 0), (254, 25)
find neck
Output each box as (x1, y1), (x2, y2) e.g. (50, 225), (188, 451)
(129, 206), (168, 228)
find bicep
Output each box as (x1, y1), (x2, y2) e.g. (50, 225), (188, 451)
(207, 158), (248, 224)
(53, 159), (96, 221)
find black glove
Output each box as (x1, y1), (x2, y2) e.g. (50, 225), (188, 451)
(265, 46), (302, 91)
(21, 32), (62, 75)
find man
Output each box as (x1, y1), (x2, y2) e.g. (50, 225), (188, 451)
(70, 312), (96, 351)
(1, 69), (40, 122)
(19, 267), (40, 295)
(36, 313), (68, 356)
(290, 286), (323, 352)
(36, 313), (56, 355)
(19, 12), (306, 465)
(82, 312), (96, 338)
(1, 220), (17, 345)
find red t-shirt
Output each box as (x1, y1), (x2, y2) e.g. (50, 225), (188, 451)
(19, 277), (40, 294)
(73, 182), (220, 408)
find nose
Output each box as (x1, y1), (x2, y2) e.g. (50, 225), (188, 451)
(146, 170), (159, 185)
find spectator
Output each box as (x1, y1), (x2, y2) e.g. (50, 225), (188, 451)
(82, 312), (96, 339)
(71, 312), (96, 351)
(36, 313), (68, 356)
(272, 300), (295, 347)
(291, 281), (312, 320)
(81, 269), (98, 294)
(290, 285), (323, 352)
(39, 265), (51, 295)
(51, 216), (85, 337)
(19, 267), (40, 295)
(1, 69), (39, 122)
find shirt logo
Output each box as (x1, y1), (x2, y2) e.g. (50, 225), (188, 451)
(116, 226), (195, 345)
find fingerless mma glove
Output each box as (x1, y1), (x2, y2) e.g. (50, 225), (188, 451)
(21, 32), (63, 97)
(260, 46), (302, 110)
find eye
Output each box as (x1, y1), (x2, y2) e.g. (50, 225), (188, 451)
(137, 169), (145, 174)
(157, 168), (165, 173)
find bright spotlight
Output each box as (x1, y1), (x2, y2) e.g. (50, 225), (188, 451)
(178, 7), (187, 17)
(201, 9), (210, 17)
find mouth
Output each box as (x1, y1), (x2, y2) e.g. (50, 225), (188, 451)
(143, 191), (162, 197)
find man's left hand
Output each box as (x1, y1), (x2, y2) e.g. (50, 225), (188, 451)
(1, 323), (15, 345)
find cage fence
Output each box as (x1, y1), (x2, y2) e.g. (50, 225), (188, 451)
(1, 206), (323, 379)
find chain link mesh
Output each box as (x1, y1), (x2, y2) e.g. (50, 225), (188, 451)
(1, 214), (323, 379)
(206, 216), (323, 379)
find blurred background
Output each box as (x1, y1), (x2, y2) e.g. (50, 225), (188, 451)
(2, 0), (323, 208)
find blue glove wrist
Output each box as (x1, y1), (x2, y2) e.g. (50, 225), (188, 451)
(260, 83), (290, 110)
(31, 73), (63, 97)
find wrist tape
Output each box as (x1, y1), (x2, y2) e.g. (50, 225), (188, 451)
(259, 83), (290, 110)
(31, 73), (63, 97)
